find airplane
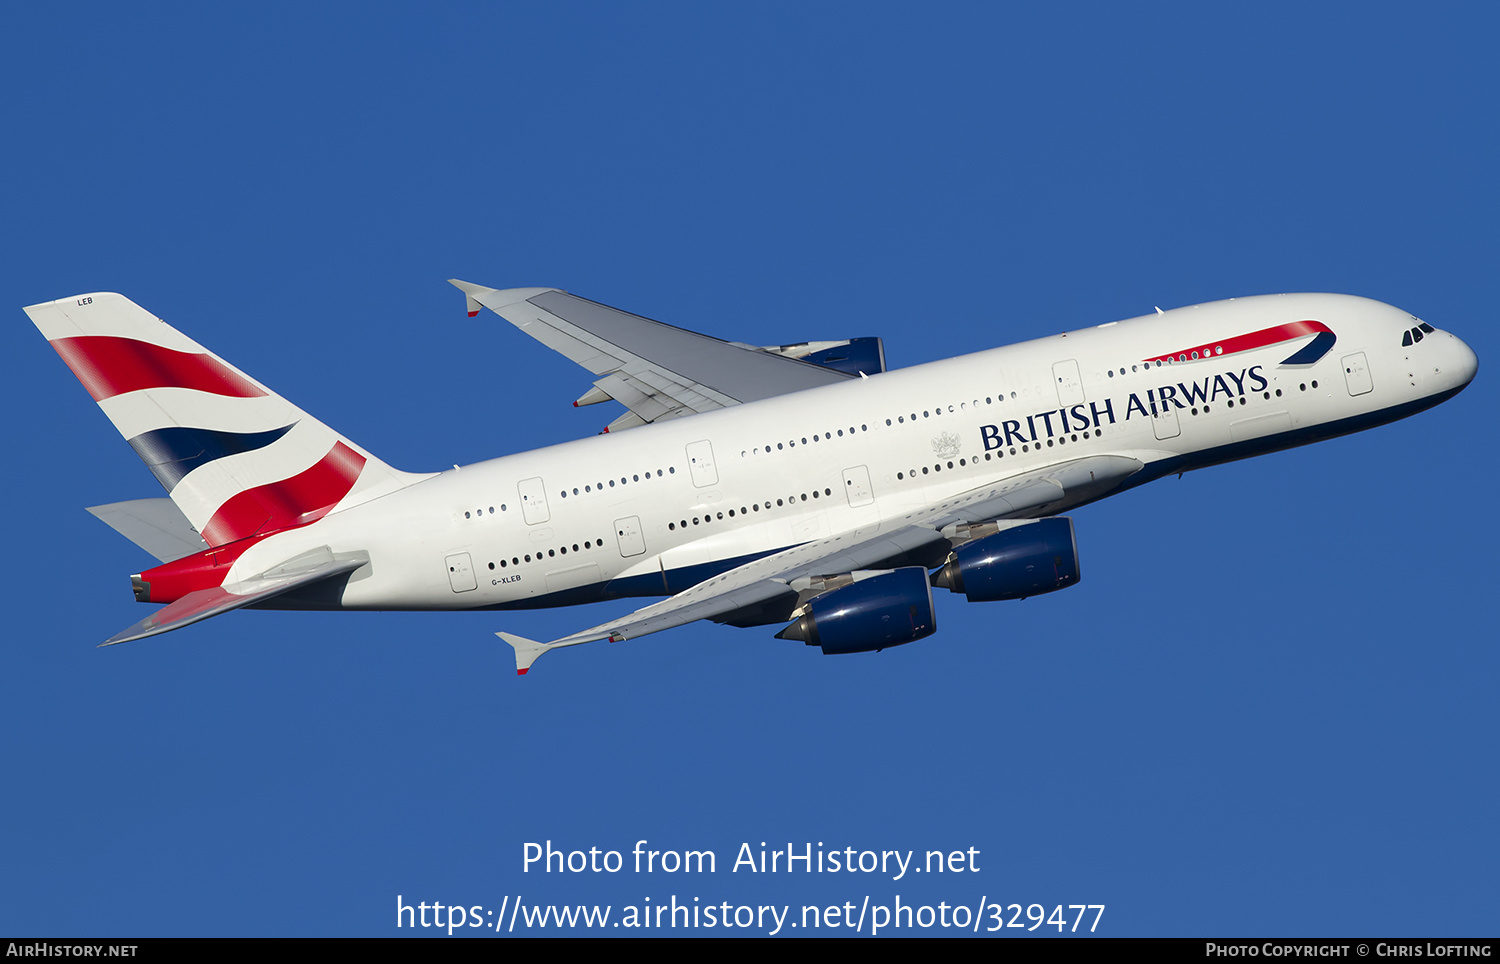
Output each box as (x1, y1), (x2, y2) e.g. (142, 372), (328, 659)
(26, 284), (1477, 674)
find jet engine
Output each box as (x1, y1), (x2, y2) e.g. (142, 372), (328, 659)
(758, 337), (887, 376)
(774, 567), (936, 654)
(932, 517), (1080, 602)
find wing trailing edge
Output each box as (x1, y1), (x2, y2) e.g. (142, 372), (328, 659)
(449, 279), (857, 430)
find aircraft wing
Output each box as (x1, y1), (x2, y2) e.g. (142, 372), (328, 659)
(450, 281), (855, 430)
(499, 454), (1143, 673)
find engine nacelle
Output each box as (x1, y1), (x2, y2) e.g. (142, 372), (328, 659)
(775, 567), (936, 655)
(801, 337), (886, 376)
(933, 517), (1080, 602)
(758, 337), (887, 376)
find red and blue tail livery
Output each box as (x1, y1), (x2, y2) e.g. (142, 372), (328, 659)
(50, 334), (268, 401)
(27, 293), (427, 643)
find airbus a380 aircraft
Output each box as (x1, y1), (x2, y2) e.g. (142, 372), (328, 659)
(27, 283), (1477, 674)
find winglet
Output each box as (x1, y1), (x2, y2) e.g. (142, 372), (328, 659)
(497, 632), (549, 676)
(448, 279), (495, 318)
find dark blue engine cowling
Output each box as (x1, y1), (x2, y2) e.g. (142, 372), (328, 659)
(802, 338), (886, 376)
(774, 567), (936, 655)
(933, 517), (1080, 602)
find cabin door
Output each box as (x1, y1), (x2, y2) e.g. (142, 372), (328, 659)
(686, 440), (719, 487)
(1342, 352), (1373, 396)
(445, 552), (477, 593)
(517, 477), (551, 525)
(615, 515), (647, 557)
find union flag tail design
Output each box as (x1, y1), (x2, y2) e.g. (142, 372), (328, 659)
(26, 292), (428, 548)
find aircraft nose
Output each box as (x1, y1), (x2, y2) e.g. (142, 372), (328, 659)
(1449, 334), (1479, 390)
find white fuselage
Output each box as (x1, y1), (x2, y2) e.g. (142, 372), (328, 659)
(226, 293), (1478, 612)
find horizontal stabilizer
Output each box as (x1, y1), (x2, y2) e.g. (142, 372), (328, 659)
(103, 547), (369, 646)
(87, 498), (208, 563)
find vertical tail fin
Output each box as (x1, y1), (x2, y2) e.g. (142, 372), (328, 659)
(26, 292), (432, 547)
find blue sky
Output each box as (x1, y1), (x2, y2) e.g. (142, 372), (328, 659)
(2, 3), (1495, 936)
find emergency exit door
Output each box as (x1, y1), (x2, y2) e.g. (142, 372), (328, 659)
(615, 515), (646, 557)
(518, 477), (550, 525)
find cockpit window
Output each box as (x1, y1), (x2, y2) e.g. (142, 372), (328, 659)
(1403, 325), (1428, 346)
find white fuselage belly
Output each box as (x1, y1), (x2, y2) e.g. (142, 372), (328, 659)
(230, 293), (1472, 612)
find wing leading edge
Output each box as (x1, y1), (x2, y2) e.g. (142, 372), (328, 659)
(499, 454), (1144, 674)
